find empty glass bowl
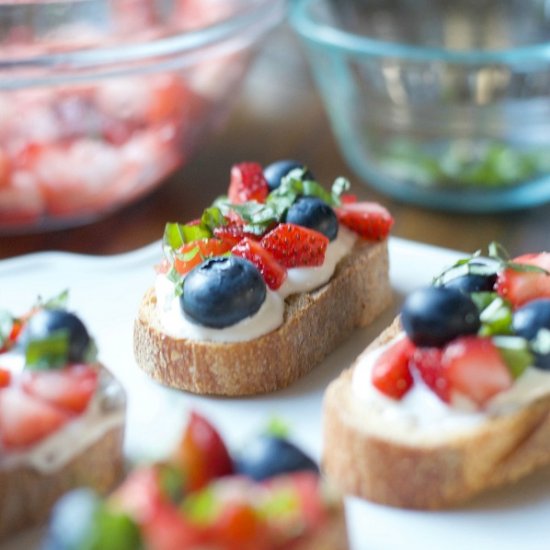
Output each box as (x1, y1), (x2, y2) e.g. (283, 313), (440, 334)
(291, 0), (550, 212)
(0, 0), (284, 233)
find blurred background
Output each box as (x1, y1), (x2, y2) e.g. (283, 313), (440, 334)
(1, 0), (549, 258)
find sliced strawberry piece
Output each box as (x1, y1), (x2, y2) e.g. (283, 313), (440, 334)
(0, 147), (10, 188)
(0, 368), (11, 388)
(173, 238), (232, 276)
(232, 238), (287, 290)
(22, 364), (98, 414)
(0, 387), (69, 449)
(339, 193), (358, 204)
(443, 336), (513, 407)
(410, 346), (450, 403)
(496, 252), (550, 308)
(228, 162), (269, 204)
(335, 201), (393, 240)
(211, 502), (268, 550)
(172, 412), (233, 492)
(260, 223), (329, 268)
(144, 503), (206, 550)
(213, 219), (262, 247)
(371, 337), (415, 399)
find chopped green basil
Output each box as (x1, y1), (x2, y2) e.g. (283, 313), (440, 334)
(479, 296), (513, 336)
(493, 336), (533, 378)
(25, 330), (70, 370)
(181, 488), (219, 525)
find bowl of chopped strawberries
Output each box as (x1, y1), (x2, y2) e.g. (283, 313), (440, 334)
(0, 0), (285, 233)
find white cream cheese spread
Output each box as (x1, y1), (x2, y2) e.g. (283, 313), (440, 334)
(351, 333), (550, 438)
(155, 226), (357, 343)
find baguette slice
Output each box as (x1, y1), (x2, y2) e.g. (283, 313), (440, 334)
(323, 318), (550, 510)
(0, 366), (125, 540)
(134, 239), (391, 396)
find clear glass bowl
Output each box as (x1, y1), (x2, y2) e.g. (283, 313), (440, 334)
(0, 0), (284, 233)
(290, 0), (550, 212)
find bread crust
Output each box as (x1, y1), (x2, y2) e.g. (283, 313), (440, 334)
(0, 367), (125, 540)
(323, 319), (550, 509)
(133, 239), (391, 396)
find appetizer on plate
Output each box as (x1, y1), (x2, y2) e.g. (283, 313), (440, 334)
(323, 244), (550, 509)
(134, 160), (393, 395)
(43, 412), (348, 550)
(0, 293), (125, 539)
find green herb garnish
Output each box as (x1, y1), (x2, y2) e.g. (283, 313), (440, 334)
(25, 330), (70, 371)
(493, 336), (533, 379)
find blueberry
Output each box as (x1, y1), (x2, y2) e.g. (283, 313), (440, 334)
(43, 488), (99, 550)
(263, 160), (314, 191)
(182, 256), (266, 329)
(20, 309), (92, 362)
(513, 299), (550, 370)
(284, 196), (338, 241)
(442, 258), (499, 293)
(234, 435), (318, 481)
(401, 287), (481, 347)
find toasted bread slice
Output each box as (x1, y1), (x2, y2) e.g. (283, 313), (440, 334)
(322, 319), (550, 509)
(0, 367), (125, 540)
(133, 239), (391, 396)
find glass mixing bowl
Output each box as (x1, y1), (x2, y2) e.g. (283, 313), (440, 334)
(0, 0), (284, 233)
(291, 0), (550, 212)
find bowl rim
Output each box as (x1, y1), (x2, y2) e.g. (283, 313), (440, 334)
(0, 0), (285, 88)
(290, 0), (550, 64)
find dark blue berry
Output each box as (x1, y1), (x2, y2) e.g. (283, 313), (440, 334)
(285, 196), (338, 241)
(442, 258), (499, 293)
(263, 160), (314, 191)
(234, 435), (318, 481)
(401, 287), (481, 347)
(513, 299), (550, 370)
(43, 489), (99, 550)
(21, 309), (91, 362)
(181, 256), (266, 328)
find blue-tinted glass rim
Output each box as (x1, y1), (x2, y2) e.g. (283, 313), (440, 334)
(290, 0), (550, 64)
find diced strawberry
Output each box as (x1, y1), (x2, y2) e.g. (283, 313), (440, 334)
(232, 238), (287, 290)
(213, 219), (262, 247)
(112, 466), (205, 550)
(260, 223), (329, 268)
(286, 471), (327, 529)
(173, 238), (232, 275)
(443, 336), (513, 407)
(409, 347), (450, 403)
(496, 252), (550, 308)
(155, 258), (171, 274)
(371, 337), (415, 399)
(172, 412), (233, 492)
(147, 75), (187, 125)
(339, 193), (357, 204)
(228, 162), (269, 204)
(335, 201), (393, 240)
(0, 369), (11, 388)
(144, 503), (206, 550)
(211, 503), (268, 550)
(0, 147), (10, 188)
(0, 387), (69, 449)
(111, 467), (165, 524)
(22, 364), (98, 414)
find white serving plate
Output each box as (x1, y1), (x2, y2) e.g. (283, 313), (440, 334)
(1, 237), (549, 550)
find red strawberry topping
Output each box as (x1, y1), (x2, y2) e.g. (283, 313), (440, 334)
(495, 252), (550, 307)
(22, 364), (99, 414)
(0, 387), (70, 449)
(232, 238), (287, 290)
(335, 201), (393, 240)
(0, 368), (11, 388)
(442, 336), (513, 407)
(173, 238), (232, 276)
(260, 223), (329, 268)
(214, 219), (262, 247)
(410, 346), (450, 403)
(228, 162), (269, 204)
(172, 411), (233, 492)
(371, 337), (414, 399)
